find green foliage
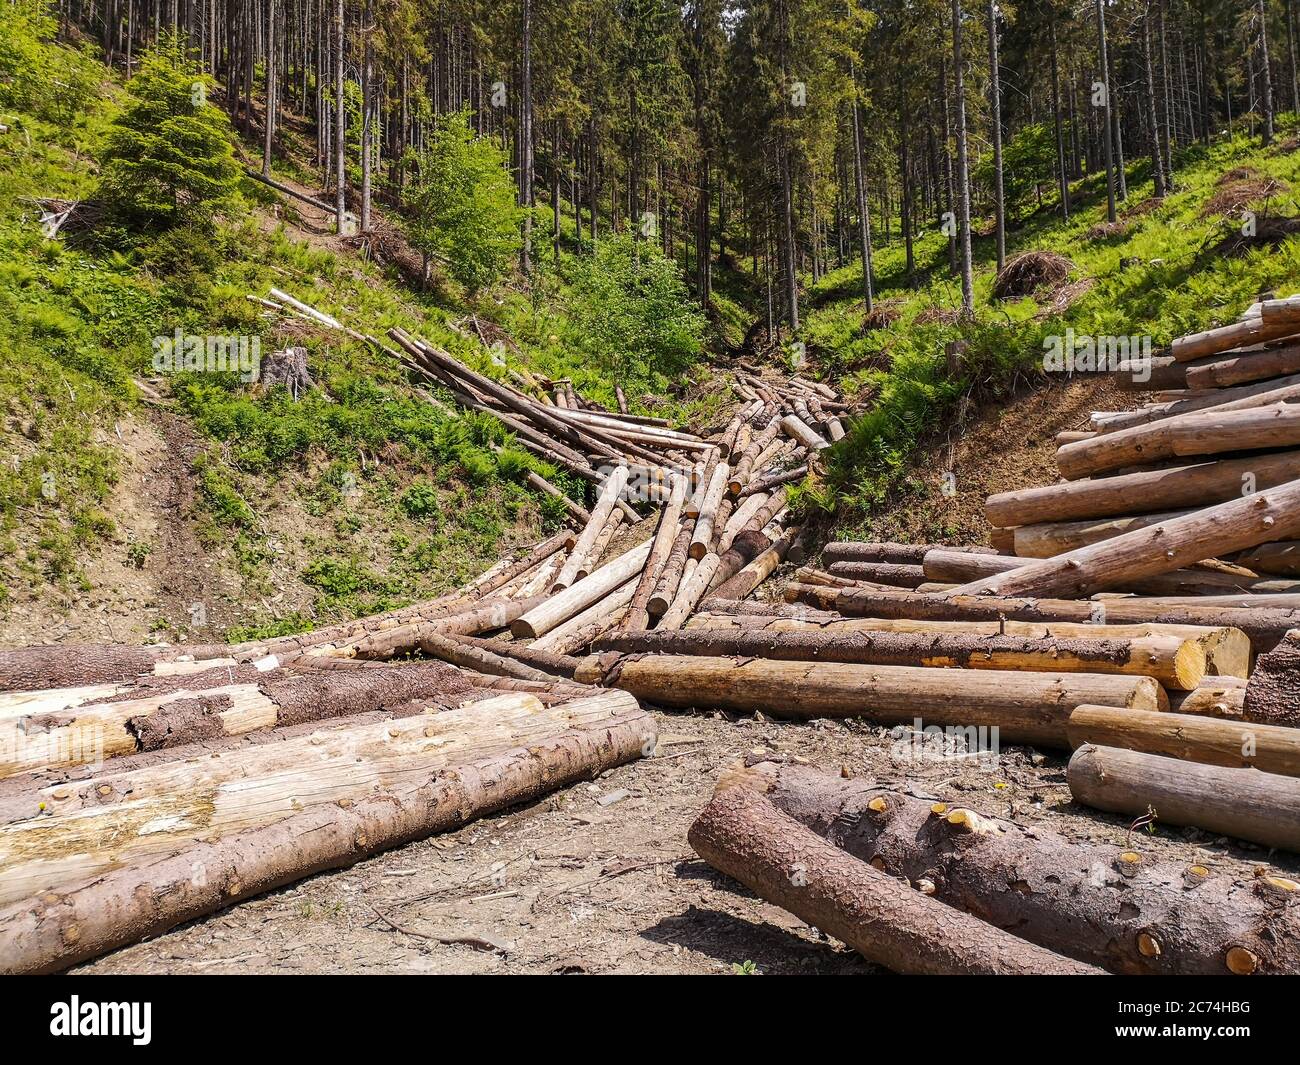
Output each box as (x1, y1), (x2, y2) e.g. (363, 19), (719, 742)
(566, 233), (705, 389)
(402, 110), (523, 291)
(97, 37), (241, 231)
(399, 480), (440, 519)
(0, 1), (101, 124)
(978, 122), (1060, 220)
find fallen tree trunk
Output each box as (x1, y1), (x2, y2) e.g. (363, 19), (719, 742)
(826, 561), (928, 588)
(1242, 630), (1300, 727)
(447, 636), (581, 679)
(688, 782), (1099, 975)
(1012, 511), (1191, 558)
(1171, 314), (1300, 362)
(656, 553), (722, 631)
(576, 653), (1164, 747)
(740, 758), (1300, 974)
(1068, 743), (1300, 854)
(0, 690), (653, 973)
(781, 584), (1299, 656)
(416, 631), (555, 682)
(1066, 704), (1300, 777)
(1185, 341), (1300, 389)
(591, 627), (1204, 689)
(511, 538), (652, 639)
(0, 643), (241, 693)
(822, 541), (994, 566)
(647, 527), (694, 617)
(1170, 678), (1248, 717)
(552, 467), (629, 591)
(625, 476), (687, 631)
(985, 450), (1300, 527)
(709, 525), (801, 601)
(1236, 540), (1300, 576)
(950, 482), (1300, 600)
(685, 607), (1249, 678)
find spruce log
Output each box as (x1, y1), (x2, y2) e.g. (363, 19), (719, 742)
(688, 783), (1099, 975)
(827, 561), (928, 588)
(1171, 314), (1300, 361)
(1185, 341), (1300, 389)
(591, 628), (1205, 689)
(512, 539), (652, 639)
(957, 480), (1300, 599)
(779, 413), (830, 451)
(1068, 744), (1300, 853)
(1067, 704), (1300, 777)
(625, 475), (687, 630)
(709, 525), (801, 600)
(984, 450), (1300, 527)
(781, 584), (1300, 656)
(740, 464), (808, 497)
(657, 553), (722, 631)
(448, 636), (581, 679)
(1013, 511), (1191, 557)
(1242, 630), (1300, 727)
(0, 691), (652, 973)
(1169, 679), (1248, 717)
(647, 526), (694, 617)
(690, 461), (731, 559)
(576, 653), (1164, 746)
(416, 631), (554, 682)
(741, 759), (1300, 974)
(1237, 541), (1300, 576)
(822, 541), (994, 566)
(1095, 371), (1300, 434)
(552, 466), (630, 590)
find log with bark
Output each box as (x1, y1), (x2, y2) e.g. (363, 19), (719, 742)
(736, 758), (1300, 974)
(511, 538), (652, 639)
(826, 561), (928, 588)
(709, 525), (801, 601)
(1068, 743), (1300, 853)
(1242, 630), (1300, 727)
(576, 652), (1165, 747)
(0, 690), (653, 973)
(688, 781), (1100, 975)
(1185, 341), (1300, 390)
(1169, 312), (1300, 361)
(591, 627), (1206, 689)
(1012, 511), (1191, 558)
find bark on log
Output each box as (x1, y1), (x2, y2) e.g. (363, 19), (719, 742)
(1067, 704), (1300, 777)
(625, 475), (687, 630)
(1068, 744), (1300, 853)
(1170, 314), (1300, 361)
(416, 631), (554, 682)
(529, 579), (637, 653)
(741, 759), (1300, 974)
(740, 464), (808, 497)
(448, 636), (581, 678)
(1237, 541), (1300, 576)
(688, 783), (1099, 975)
(685, 608), (1249, 678)
(822, 541), (994, 566)
(647, 526), (694, 617)
(985, 450), (1300, 527)
(576, 653), (1164, 747)
(0, 691), (653, 973)
(1097, 371), (1300, 435)
(954, 481), (1300, 600)
(690, 461), (731, 559)
(1185, 341), (1300, 389)
(779, 414), (830, 451)
(656, 553), (722, 631)
(781, 584), (1299, 656)
(1242, 630), (1300, 727)
(709, 525), (801, 600)
(827, 561), (928, 588)
(1013, 511), (1191, 557)
(512, 538), (652, 639)
(552, 466), (630, 591)
(591, 627), (1204, 689)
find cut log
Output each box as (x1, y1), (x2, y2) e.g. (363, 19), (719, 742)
(741, 758), (1300, 974)
(1013, 511), (1191, 558)
(1067, 704), (1300, 777)
(575, 507), (626, 582)
(1237, 541), (1300, 576)
(448, 636), (581, 679)
(0, 690), (653, 973)
(781, 584), (1300, 656)
(688, 782), (1099, 975)
(1242, 630), (1300, 727)
(826, 561), (928, 588)
(1169, 679), (1248, 717)
(512, 538), (652, 639)
(656, 553), (722, 631)
(625, 474), (687, 630)
(591, 627), (1205, 689)
(1185, 341), (1300, 389)
(984, 450), (1300, 527)
(690, 460), (731, 559)
(647, 526), (693, 617)
(1068, 744), (1300, 853)
(1096, 371), (1300, 435)
(576, 653), (1165, 747)
(552, 466), (630, 591)
(740, 463), (808, 497)
(686, 608), (1249, 678)
(779, 413), (830, 451)
(954, 480), (1300, 599)
(709, 525), (801, 600)
(416, 631), (554, 682)
(1170, 313), (1300, 361)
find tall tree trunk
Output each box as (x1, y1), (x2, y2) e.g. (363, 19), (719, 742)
(1259, 0), (1277, 145)
(1050, 18), (1070, 218)
(986, 0), (1005, 270)
(951, 0), (975, 318)
(849, 61), (873, 313)
(360, 0), (373, 232)
(334, 0), (346, 233)
(519, 0), (534, 272)
(1142, 5), (1167, 197)
(1096, 0), (1118, 222)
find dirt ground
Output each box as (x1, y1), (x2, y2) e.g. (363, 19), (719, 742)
(73, 701), (1299, 976)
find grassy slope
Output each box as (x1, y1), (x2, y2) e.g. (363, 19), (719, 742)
(798, 124), (1300, 536)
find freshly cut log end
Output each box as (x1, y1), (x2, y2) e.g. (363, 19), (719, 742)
(688, 781), (1100, 975)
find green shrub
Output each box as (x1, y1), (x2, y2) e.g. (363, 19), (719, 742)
(0, 1), (101, 124)
(398, 480), (440, 520)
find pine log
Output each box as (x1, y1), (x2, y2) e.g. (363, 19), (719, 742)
(1242, 630), (1300, 727)
(1170, 313), (1300, 361)
(826, 561), (928, 588)
(512, 538), (652, 639)
(591, 627), (1205, 689)
(985, 450), (1300, 527)
(1013, 511), (1191, 557)
(656, 553), (722, 631)
(576, 653), (1164, 746)
(779, 413), (830, 451)
(781, 584), (1300, 655)
(741, 758), (1300, 974)
(1185, 341), (1300, 389)
(709, 525), (801, 600)
(625, 475), (687, 630)
(447, 636), (581, 679)
(958, 479), (1300, 599)
(688, 783), (1099, 975)
(685, 608), (1250, 678)
(647, 526), (694, 617)
(1066, 704), (1300, 777)
(0, 690), (652, 973)
(690, 460), (731, 559)
(1068, 744), (1300, 853)
(552, 466), (630, 590)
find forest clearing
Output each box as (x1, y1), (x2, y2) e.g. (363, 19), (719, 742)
(2, 0), (1300, 1014)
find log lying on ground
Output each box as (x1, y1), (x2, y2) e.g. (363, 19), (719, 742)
(1068, 744), (1300, 853)
(415, 631), (554, 682)
(822, 541), (994, 566)
(656, 553), (722, 631)
(1013, 511), (1192, 557)
(782, 584), (1299, 656)
(688, 782), (1099, 975)
(1237, 540), (1300, 576)
(1170, 312), (1300, 361)
(592, 627), (1205, 689)
(552, 466), (629, 590)
(1066, 704), (1300, 777)
(985, 450), (1300, 527)
(0, 690), (653, 973)
(1242, 630), (1300, 727)
(0, 690), (651, 911)
(686, 607), (1250, 678)
(0, 643), (244, 693)
(740, 758), (1300, 974)
(709, 525), (801, 601)
(511, 538), (652, 639)
(827, 561), (928, 588)
(647, 527), (693, 616)
(625, 473), (687, 630)
(952, 480), (1300, 600)
(1185, 341), (1300, 389)
(1095, 371), (1300, 435)
(577, 653), (1164, 747)
(1170, 677), (1248, 717)
(0, 661), (476, 779)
